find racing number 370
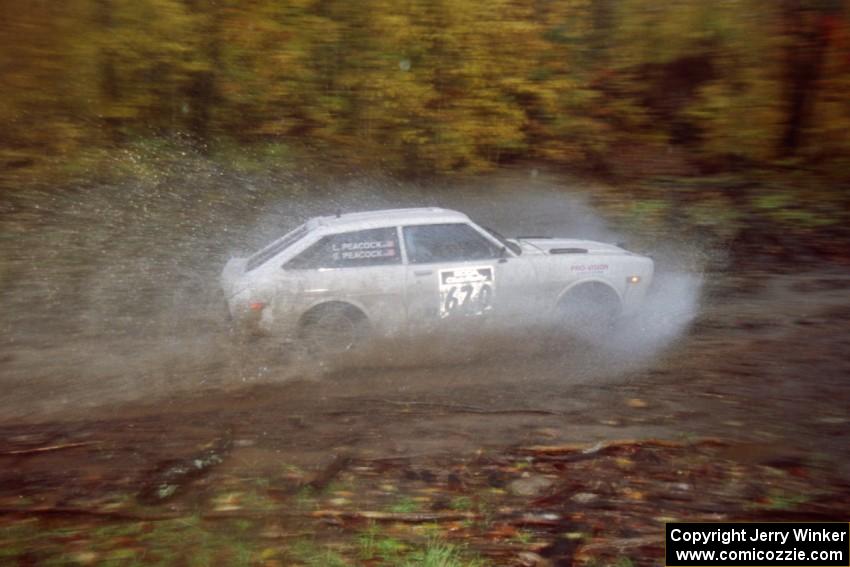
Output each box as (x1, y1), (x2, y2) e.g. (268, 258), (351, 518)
(438, 267), (495, 318)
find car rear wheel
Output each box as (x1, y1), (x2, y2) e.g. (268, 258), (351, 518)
(299, 303), (369, 357)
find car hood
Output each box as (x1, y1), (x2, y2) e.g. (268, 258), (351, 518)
(512, 237), (628, 256)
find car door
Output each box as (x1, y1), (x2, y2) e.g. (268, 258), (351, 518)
(283, 226), (407, 337)
(402, 223), (539, 334)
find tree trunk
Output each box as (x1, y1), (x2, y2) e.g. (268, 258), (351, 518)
(184, 1), (221, 147)
(94, 0), (122, 144)
(779, 0), (830, 157)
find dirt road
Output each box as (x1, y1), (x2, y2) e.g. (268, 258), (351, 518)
(1, 268), (849, 565)
(4, 268), (848, 464)
(2, 175), (849, 564)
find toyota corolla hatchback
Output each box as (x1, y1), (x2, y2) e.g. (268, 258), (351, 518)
(221, 208), (653, 354)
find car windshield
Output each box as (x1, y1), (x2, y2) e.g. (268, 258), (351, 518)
(483, 226), (522, 256)
(245, 224), (309, 271)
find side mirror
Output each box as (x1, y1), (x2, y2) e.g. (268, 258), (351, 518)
(498, 246), (508, 263)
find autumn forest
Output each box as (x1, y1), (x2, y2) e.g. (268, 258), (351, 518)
(2, 0), (849, 180)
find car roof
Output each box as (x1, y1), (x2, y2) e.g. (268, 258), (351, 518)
(306, 207), (470, 232)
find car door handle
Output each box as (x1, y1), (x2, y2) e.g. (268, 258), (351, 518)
(414, 269), (433, 276)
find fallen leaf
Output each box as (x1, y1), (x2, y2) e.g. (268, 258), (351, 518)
(486, 523), (519, 539)
(622, 487), (645, 501)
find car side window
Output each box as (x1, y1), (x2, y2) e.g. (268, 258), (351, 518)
(403, 223), (501, 264)
(285, 227), (400, 269)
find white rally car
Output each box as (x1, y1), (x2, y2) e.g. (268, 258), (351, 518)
(221, 208), (653, 354)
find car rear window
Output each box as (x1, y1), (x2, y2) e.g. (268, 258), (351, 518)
(285, 227), (401, 270)
(245, 224), (309, 272)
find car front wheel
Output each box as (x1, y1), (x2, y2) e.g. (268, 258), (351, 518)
(557, 284), (621, 342)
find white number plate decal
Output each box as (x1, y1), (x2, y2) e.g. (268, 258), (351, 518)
(438, 266), (495, 318)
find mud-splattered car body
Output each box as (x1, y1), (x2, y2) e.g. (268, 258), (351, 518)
(221, 208), (653, 349)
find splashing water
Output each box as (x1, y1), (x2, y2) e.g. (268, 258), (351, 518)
(0, 157), (707, 420)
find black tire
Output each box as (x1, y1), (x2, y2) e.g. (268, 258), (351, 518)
(557, 284), (621, 342)
(299, 303), (369, 357)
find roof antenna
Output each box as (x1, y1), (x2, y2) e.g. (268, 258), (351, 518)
(335, 209), (341, 218)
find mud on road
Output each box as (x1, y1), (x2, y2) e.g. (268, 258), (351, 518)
(3, 268), (849, 464)
(1, 172), (849, 564)
(1, 268), (848, 565)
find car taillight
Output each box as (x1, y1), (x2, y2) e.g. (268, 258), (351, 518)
(249, 301), (266, 312)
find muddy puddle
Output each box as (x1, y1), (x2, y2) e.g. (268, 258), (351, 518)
(1, 170), (705, 423)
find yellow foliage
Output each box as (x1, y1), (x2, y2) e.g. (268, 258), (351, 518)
(0, 0), (848, 174)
